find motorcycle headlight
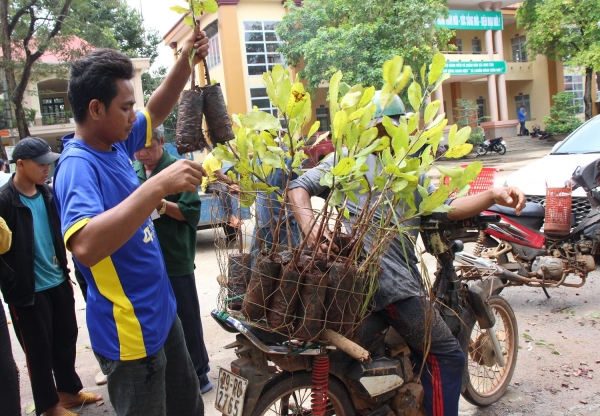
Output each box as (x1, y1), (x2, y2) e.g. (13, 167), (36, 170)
(501, 141), (507, 146)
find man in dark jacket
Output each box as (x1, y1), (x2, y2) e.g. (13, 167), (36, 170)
(0, 137), (101, 416)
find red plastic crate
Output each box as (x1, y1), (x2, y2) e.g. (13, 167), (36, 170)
(443, 165), (499, 196)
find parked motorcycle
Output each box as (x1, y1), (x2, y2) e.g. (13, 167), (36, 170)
(530, 125), (552, 140)
(471, 158), (600, 297)
(477, 137), (507, 156)
(211, 214), (520, 416)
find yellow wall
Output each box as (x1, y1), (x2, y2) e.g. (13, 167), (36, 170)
(236, 0), (286, 112)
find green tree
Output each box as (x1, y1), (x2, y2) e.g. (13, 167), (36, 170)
(0, 0), (160, 140)
(543, 92), (583, 135)
(141, 66), (178, 141)
(276, 0), (452, 105)
(517, 0), (600, 120)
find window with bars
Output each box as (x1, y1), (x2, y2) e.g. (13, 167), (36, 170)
(564, 74), (584, 114)
(472, 38), (481, 54)
(456, 38), (462, 53)
(244, 21), (283, 76)
(315, 107), (330, 132)
(204, 20), (221, 70)
(511, 35), (527, 62)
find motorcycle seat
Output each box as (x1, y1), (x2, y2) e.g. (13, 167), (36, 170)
(486, 202), (545, 231)
(487, 202), (545, 218)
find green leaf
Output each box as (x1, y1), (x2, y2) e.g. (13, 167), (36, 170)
(437, 165), (464, 178)
(170, 5), (189, 14)
(374, 175), (387, 190)
(357, 86), (376, 108)
(424, 100), (441, 124)
(183, 15), (194, 27)
(329, 189), (343, 206)
(343, 208), (350, 219)
(320, 171), (334, 188)
(241, 111), (282, 131)
(212, 146), (236, 163)
(450, 126), (471, 148)
(328, 70), (343, 121)
(407, 112), (419, 134)
(451, 162), (482, 189)
(383, 56), (403, 85)
(345, 189), (359, 204)
(408, 81), (422, 112)
(262, 153), (283, 168)
(341, 91), (361, 109)
(202, 0), (218, 14)
(420, 64), (427, 87)
(358, 128), (378, 149)
(447, 124), (458, 148)
(444, 143), (473, 158)
(391, 179), (408, 193)
(428, 52), (446, 86)
(306, 121), (321, 142)
(391, 124), (409, 155)
(333, 110), (348, 141)
(382, 116), (399, 138)
(419, 185), (451, 214)
(395, 66), (413, 95)
(332, 157), (355, 176)
(522, 333), (533, 340)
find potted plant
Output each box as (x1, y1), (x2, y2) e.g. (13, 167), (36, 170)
(66, 110), (74, 124)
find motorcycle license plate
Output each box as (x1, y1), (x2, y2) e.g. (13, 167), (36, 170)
(215, 368), (248, 416)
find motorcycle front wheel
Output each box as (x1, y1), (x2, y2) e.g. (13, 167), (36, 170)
(251, 371), (354, 416)
(495, 144), (507, 155)
(462, 295), (518, 406)
(476, 146), (488, 156)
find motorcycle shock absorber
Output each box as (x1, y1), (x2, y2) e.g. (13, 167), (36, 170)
(311, 354), (330, 416)
(473, 230), (487, 257)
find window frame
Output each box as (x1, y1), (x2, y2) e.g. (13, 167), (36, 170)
(243, 20), (284, 76)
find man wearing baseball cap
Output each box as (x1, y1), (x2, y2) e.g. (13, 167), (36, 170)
(0, 137), (101, 416)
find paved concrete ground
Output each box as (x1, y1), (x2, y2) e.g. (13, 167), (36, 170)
(4, 134), (562, 416)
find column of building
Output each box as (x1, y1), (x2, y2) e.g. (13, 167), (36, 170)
(480, 2), (498, 122)
(492, 1), (508, 121)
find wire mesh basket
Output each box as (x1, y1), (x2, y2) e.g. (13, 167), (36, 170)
(211, 189), (376, 342)
(544, 184), (572, 236)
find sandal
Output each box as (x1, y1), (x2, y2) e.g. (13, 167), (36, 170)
(63, 392), (102, 409)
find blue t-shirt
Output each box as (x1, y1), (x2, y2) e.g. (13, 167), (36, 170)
(19, 192), (65, 292)
(518, 109), (526, 122)
(53, 111), (176, 361)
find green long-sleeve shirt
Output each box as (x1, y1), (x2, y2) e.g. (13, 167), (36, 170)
(134, 150), (200, 276)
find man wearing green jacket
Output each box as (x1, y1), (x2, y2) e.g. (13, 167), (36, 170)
(134, 125), (212, 394)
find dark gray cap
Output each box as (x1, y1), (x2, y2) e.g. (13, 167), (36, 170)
(11, 137), (60, 164)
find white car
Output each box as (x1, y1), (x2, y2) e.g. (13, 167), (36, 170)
(504, 115), (600, 226)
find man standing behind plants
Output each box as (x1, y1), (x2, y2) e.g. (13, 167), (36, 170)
(134, 125), (212, 394)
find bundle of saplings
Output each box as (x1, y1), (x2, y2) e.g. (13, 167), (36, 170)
(212, 53), (481, 342)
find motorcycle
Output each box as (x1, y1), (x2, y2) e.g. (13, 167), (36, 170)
(530, 125), (552, 140)
(477, 137), (507, 156)
(211, 214), (520, 416)
(471, 158), (600, 297)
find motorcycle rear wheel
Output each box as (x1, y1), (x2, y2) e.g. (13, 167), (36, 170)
(251, 371), (354, 416)
(496, 144), (507, 155)
(462, 295), (518, 406)
(476, 146), (488, 156)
